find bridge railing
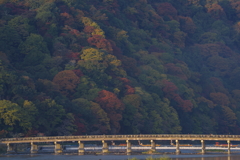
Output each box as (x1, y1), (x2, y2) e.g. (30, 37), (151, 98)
(1, 134), (240, 142)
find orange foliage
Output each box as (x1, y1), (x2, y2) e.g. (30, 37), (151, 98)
(95, 90), (125, 133)
(83, 25), (95, 34)
(87, 35), (113, 52)
(156, 2), (178, 20)
(210, 92), (230, 106)
(179, 16), (196, 34)
(207, 3), (226, 19)
(53, 70), (80, 96)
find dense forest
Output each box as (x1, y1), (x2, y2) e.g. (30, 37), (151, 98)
(1, 0), (240, 137)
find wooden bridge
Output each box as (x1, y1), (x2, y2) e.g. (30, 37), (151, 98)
(1, 134), (240, 154)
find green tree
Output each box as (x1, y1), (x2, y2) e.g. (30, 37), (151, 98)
(36, 99), (65, 135)
(0, 100), (21, 126)
(19, 100), (38, 131)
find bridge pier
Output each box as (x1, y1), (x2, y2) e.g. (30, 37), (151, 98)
(7, 143), (15, 154)
(30, 142), (38, 154)
(175, 140), (180, 154)
(78, 141), (84, 155)
(54, 142), (62, 154)
(227, 140), (231, 154)
(201, 140), (205, 154)
(126, 140), (131, 155)
(102, 140), (108, 154)
(150, 140), (156, 152)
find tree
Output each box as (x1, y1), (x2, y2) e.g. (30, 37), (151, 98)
(19, 33), (49, 55)
(53, 70), (80, 96)
(0, 100), (20, 126)
(56, 113), (77, 136)
(210, 92), (230, 106)
(95, 90), (125, 134)
(156, 2), (178, 20)
(19, 100), (38, 131)
(90, 102), (110, 134)
(36, 99), (65, 135)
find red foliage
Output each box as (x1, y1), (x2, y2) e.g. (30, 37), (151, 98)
(84, 26), (95, 34)
(5, 3), (28, 15)
(118, 77), (130, 84)
(72, 69), (84, 77)
(162, 79), (193, 112)
(66, 52), (79, 60)
(87, 35), (113, 52)
(69, 29), (81, 36)
(164, 63), (187, 80)
(0, 130), (7, 138)
(58, 5), (70, 13)
(25, 130), (39, 137)
(95, 90), (125, 133)
(125, 85), (135, 95)
(73, 115), (86, 135)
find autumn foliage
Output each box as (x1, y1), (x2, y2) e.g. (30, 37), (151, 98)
(95, 90), (125, 133)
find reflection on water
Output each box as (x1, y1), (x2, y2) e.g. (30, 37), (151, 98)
(1, 154), (240, 160)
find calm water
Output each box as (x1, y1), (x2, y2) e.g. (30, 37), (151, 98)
(1, 154), (240, 160)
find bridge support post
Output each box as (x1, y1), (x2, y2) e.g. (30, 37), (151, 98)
(7, 143), (15, 154)
(201, 140), (205, 154)
(175, 140), (180, 154)
(227, 140), (231, 154)
(54, 142), (62, 154)
(126, 140), (131, 155)
(78, 141), (84, 155)
(150, 140), (156, 152)
(30, 142), (38, 154)
(102, 140), (108, 154)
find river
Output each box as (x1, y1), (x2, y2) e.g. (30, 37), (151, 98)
(1, 153), (240, 160)
(1, 145), (240, 160)
(0, 154), (240, 160)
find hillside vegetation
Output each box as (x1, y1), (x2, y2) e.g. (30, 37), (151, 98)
(1, 0), (240, 137)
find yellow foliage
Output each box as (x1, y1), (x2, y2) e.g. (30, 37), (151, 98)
(81, 48), (104, 61)
(105, 54), (121, 67)
(113, 88), (120, 95)
(92, 28), (105, 37)
(116, 30), (129, 40)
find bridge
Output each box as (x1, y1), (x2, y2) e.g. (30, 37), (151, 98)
(1, 134), (240, 154)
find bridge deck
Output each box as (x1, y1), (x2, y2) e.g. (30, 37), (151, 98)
(1, 134), (240, 144)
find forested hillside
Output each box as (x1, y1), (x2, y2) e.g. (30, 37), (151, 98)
(1, 0), (240, 137)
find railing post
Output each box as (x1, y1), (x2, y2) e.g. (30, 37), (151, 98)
(78, 141), (84, 155)
(151, 140), (156, 152)
(126, 140), (131, 155)
(227, 140), (231, 154)
(175, 140), (180, 154)
(201, 140), (205, 154)
(102, 140), (108, 154)
(7, 143), (15, 154)
(30, 142), (38, 154)
(54, 142), (62, 154)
